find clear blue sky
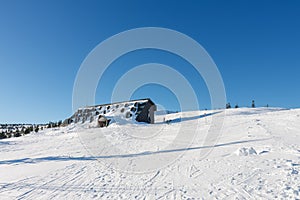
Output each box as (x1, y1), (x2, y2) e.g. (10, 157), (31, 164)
(0, 0), (299, 123)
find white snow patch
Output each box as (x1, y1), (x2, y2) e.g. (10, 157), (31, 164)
(235, 147), (257, 156)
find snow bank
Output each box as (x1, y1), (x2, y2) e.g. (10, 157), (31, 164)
(235, 147), (257, 156)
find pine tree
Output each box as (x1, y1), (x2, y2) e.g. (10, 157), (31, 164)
(252, 100), (255, 108)
(226, 103), (231, 109)
(35, 126), (39, 133)
(15, 130), (21, 137)
(0, 131), (6, 139)
(24, 127), (31, 134)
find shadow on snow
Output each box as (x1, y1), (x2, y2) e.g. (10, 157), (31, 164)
(155, 111), (222, 124)
(0, 138), (270, 165)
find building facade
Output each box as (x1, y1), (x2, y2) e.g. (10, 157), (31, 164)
(63, 98), (157, 125)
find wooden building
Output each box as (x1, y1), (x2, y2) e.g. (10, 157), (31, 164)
(63, 98), (157, 126)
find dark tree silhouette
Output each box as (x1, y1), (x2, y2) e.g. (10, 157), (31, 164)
(0, 132), (6, 139)
(226, 103), (231, 109)
(24, 127), (31, 134)
(252, 100), (255, 108)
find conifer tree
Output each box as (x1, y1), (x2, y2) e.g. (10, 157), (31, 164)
(252, 100), (255, 108)
(226, 103), (231, 109)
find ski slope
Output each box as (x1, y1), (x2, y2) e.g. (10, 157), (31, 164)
(0, 108), (300, 199)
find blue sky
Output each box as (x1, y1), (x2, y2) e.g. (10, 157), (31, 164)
(0, 0), (299, 123)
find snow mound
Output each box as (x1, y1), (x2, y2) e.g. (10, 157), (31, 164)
(235, 147), (257, 156)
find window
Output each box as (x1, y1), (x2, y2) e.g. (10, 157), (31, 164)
(125, 112), (132, 118)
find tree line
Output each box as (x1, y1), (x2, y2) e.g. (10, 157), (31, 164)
(226, 100), (269, 109)
(0, 120), (62, 139)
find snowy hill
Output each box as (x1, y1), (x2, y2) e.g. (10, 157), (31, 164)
(0, 108), (300, 199)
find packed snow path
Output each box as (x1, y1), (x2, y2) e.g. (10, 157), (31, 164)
(0, 108), (300, 199)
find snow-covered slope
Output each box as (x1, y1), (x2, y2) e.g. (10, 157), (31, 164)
(0, 108), (300, 199)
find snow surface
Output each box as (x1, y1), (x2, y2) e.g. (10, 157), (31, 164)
(0, 108), (300, 199)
